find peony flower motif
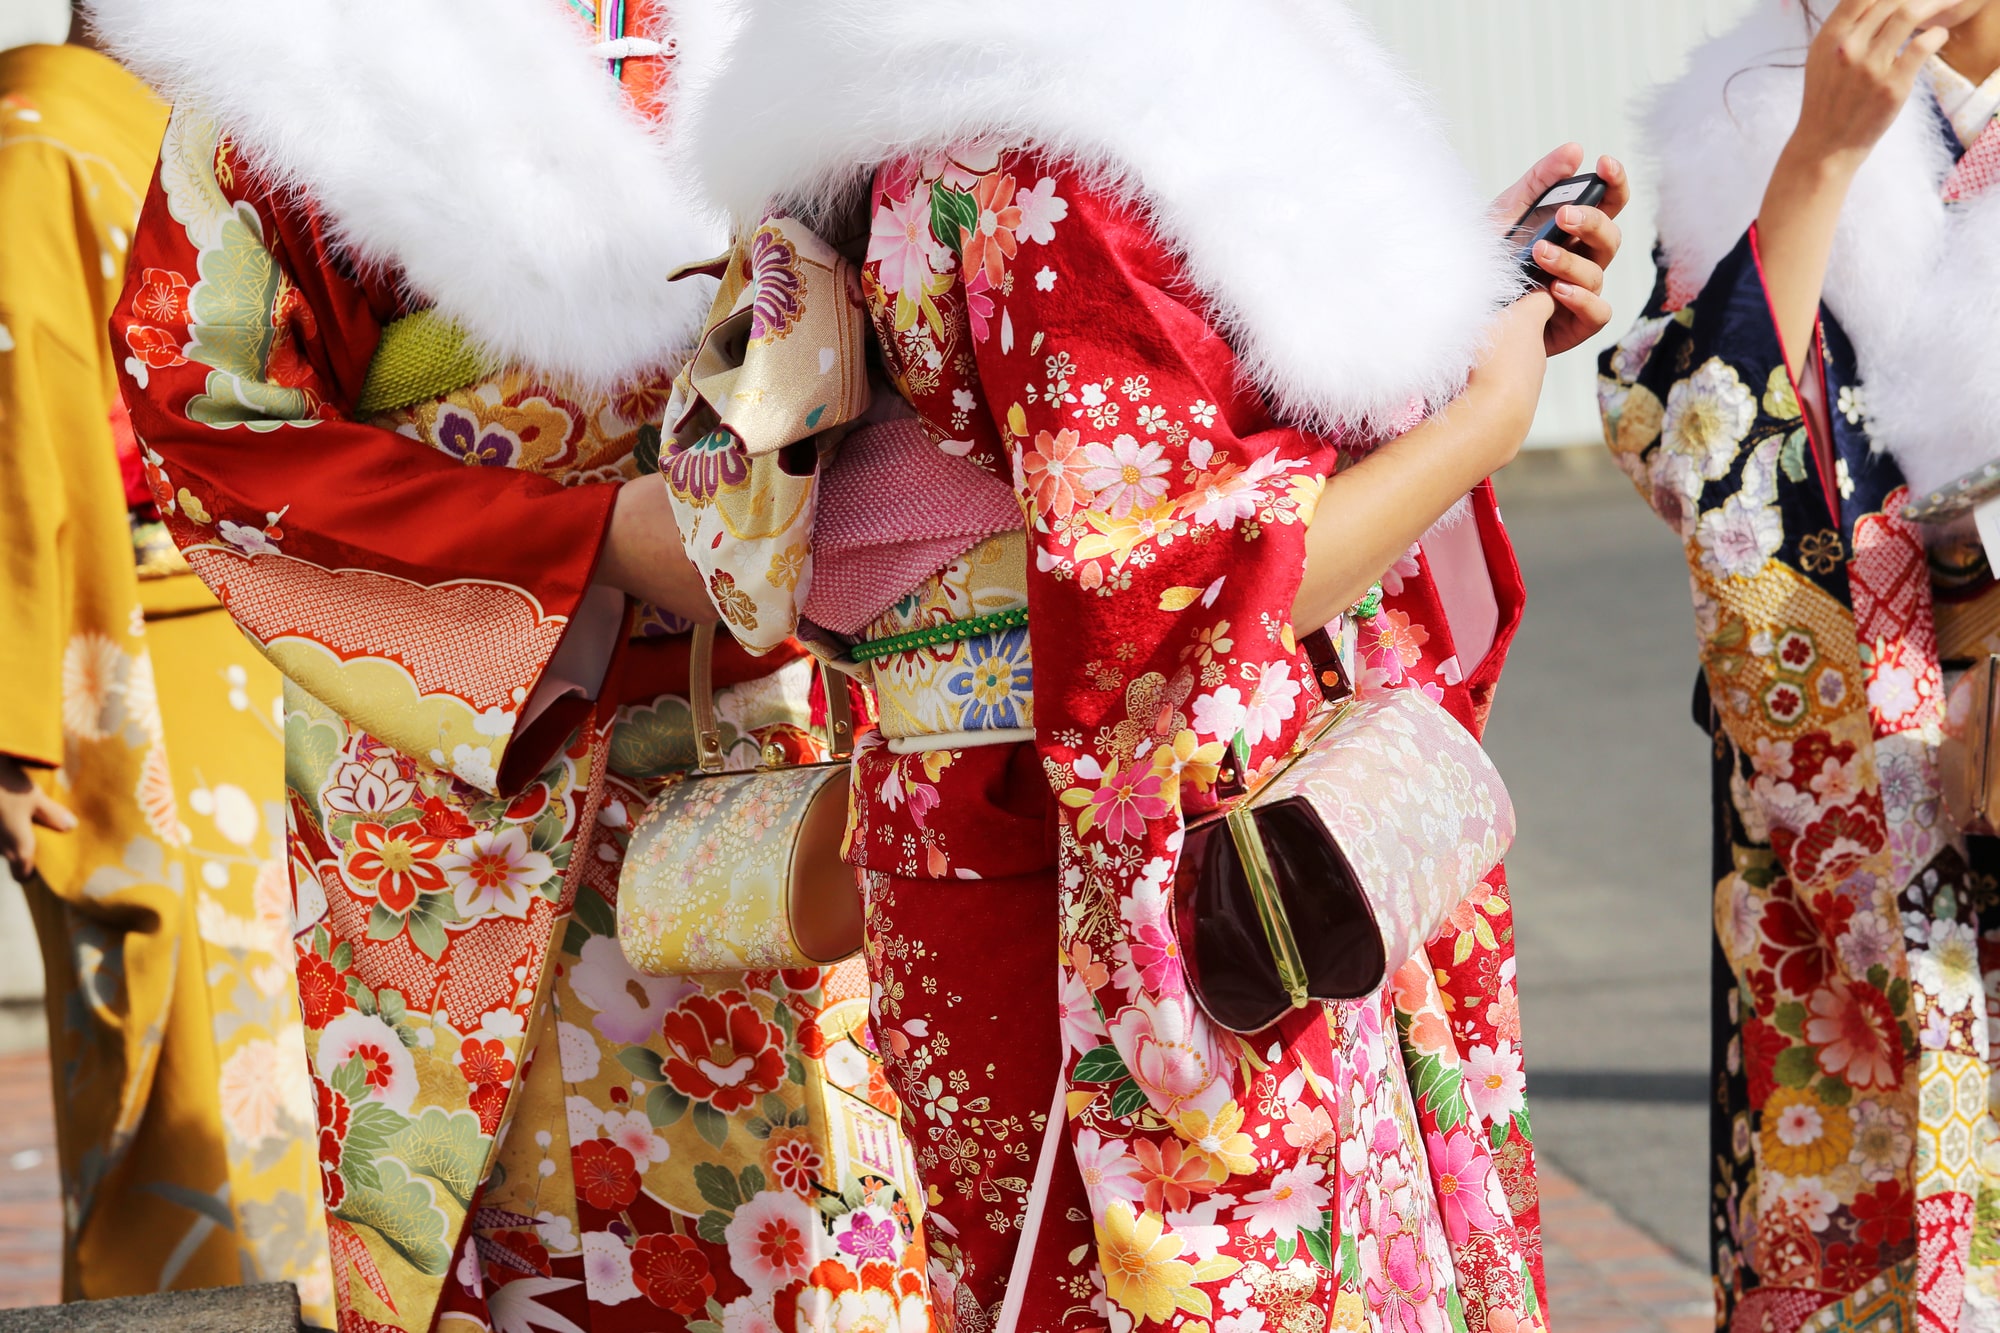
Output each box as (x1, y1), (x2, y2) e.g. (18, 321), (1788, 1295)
(315, 1011), (417, 1112)
(1023, 428), (1086, 519)
(296, 950), (351, 1029)
(1425, 1128), (1501, 1246)
(1365, 1231), (1442, 1333)
(572, 1138), (642, 1212)
(434, 405), (518, 469)
(1909, 916), (1982, 1015)
(1082, 434), (1172, 516)
(322, 755), (417, 816)
(818, 1281), (931, 1333)
(1462, 1041), (1528, 1123)
(1662, 357), (1756, 482)
(865, 179), (948, 300)
(630, 1232), (714, 1314)
(341, 821), (450, 914)
(1696, 490), (1783, 581)
(723, 1190), (823, 1296)
(659, 990), (788, 1114)
(571, 934), (692, 1045)
(440, 825), (554, 920)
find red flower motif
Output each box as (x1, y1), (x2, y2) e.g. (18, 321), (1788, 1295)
(342, 821), (450, 914)
(503, 785), (549, 823)
(457, 1037), (517, 1087)
(468, 1080), (509, 1136)
(1782, 802), (1887, 886)
(659, 991), (788, 1114)
(124, 323), (186, 370)
(1756, 896), (1833, 999)
(1131, 1136), (1215, 1214)
(130, 268), (191, 324)
(417, 796), (477, 841)
(571, 1138), (641, 1212)
(1742, 1017), (1790, 1108)
(1803, 981), (1904, 1091)
(1819, 1240), (1877, 1291)
(297, 950), (351, 1029)
(1851, 1179), (1914, 1250)
(631, 1232), (715, 1314)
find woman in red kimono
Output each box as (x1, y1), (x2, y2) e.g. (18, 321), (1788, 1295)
(659, 2), (1628, 1327)
(92, 0), (932, 1330)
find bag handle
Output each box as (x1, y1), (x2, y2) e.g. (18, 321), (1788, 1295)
(690, 621), (854, 774)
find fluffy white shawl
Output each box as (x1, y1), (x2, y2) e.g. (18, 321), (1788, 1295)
(1644, 0), (1993, 498)
(683, 0), (1520, 437)
(82, 0), (737, 390)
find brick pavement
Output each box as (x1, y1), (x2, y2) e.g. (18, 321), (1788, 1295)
(0, 1041), (1715, 1328)
(0, 1049), (60, 1311)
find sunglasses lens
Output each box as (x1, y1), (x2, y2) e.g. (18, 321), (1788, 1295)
(1176, 800), (1386, 1035)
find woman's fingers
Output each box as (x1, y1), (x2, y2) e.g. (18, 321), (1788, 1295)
(32, 790), (75, 833)
(1893, 21), (1953, 77)
(1552, 205), (1622, 271)
(1494, 142), (1585, 225)
(1551, 279), (1613, 335)
(1856, 0), (1952, 64)
(1594, 155), (1632, 222)
(1533, 238), (1605, 295)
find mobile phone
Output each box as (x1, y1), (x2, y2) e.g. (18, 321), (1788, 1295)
(1507, 173), (1607, 284)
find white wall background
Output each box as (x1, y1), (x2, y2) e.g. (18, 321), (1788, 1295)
(1348, 0), (1764, 446)
(0, 0), (67, 51)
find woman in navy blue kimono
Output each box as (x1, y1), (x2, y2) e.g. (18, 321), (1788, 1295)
(1601, 0), (2000, 1325)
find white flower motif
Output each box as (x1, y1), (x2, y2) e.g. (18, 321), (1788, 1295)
(441, 826), (554, 920)
(1240, 662), (1301, 747)
(1081, 434), (1171, 516)
(1233, 1158), (1330, 1242)
(322, 755), (418, 815)
(1463, 1041), (1527, 1122)
(1695, 491), (1783, 581)
(1663, 358), (1756, 482)
(1191, 685), (1248, 741)
(580, 1230), (641, 1305)
(217, 519), (279, 557)
(1013, 176), (1070, 244)
(1909, 917), (1982, 1015)
(1035, 266), (1057, 292)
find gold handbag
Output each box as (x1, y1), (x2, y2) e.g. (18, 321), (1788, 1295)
(616, 623), (864, 976)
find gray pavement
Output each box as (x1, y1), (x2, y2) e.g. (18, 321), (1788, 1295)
(1485, 448), (1715, 1266)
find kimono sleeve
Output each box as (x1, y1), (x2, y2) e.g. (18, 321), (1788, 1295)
(0, 139), (130, 767)
(967, 151), (1333, 1121)
(114, 120), (620, 794)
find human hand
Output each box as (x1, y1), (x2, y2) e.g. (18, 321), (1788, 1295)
(1788, 0), (1951, 176)
(0, 754), (75, 881)
(1494, 144), (1631, 356)
(1458, 289), (1557, 475)
(597, 473), (720, 624)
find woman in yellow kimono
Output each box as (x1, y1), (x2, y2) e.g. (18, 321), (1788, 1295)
(0, 25), (331, 1319)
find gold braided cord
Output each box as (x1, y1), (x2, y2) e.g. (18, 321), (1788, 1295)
(355, 308), (492, 416)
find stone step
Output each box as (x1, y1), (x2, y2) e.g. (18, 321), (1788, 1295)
(0, 1284), (305, 1333)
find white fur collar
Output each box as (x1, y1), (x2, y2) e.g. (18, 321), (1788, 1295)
(83, 0), (736, 390)
(683, 0), (1517, 436)
(1643, 1), (1993, 498)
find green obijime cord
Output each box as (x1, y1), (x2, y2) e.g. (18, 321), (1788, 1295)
(1348, 582), (1384, 623)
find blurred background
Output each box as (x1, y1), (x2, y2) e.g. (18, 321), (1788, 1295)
(0, 0), (1759, 1323)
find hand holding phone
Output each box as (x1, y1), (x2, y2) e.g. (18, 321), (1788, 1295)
(1507, 174), (1609, 285)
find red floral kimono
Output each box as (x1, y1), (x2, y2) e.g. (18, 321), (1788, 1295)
(107, 23), (930, 1330)
(678, 143), (1546, 1330)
